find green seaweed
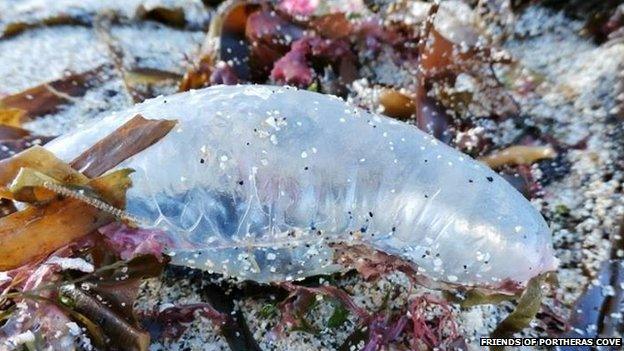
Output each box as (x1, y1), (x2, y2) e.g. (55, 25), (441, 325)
(327, 302), (349, 328)
(489, 276), (545, 351)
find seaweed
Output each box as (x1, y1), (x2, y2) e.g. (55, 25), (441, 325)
(479, 145), (557, 169)
(70, 114), (177, 178)
(0, 67), (103, 120)
(490, 276), (545, 350)
(59, 284), (150, 350)
(561, 218), (624, 348)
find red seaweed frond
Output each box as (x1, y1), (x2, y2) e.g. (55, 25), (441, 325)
(408, 294), (460, 349)
(141, 303), (227, 340)
(362, 313), (409, 351)
(281, 282), (370, 320)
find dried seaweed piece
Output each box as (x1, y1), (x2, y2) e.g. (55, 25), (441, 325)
(0, 67), (103, 120)
(136, 6), (187, 28)
(125, 68), (183, 86)
(479, 145), (557, 169)
(362, 313), (409, 350)
(122, 68), (184, 102)
(563, 259), (624, 343)
(59, 284), (150, 351)
(378, 88), (416, 120)
(70, 114), (177, 178)
(0, 169), (135, 271)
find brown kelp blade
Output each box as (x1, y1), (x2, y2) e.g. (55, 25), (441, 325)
(0, 145), (89, 187)
(59, 284), (150, 351)
(0, 114), (176, 270)
(0, 170), (135, 271)
(70, 114), (177, 178)
(0, 67), (103, 120)
(0, 197), (111, 271)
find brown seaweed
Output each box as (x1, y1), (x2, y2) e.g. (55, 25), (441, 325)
(0, 67), (103, 120)
(59, 284), (150, 351)
(70, 114), (177, 178)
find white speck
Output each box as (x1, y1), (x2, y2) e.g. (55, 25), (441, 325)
(220, 155), (229, 162)
(66, 323), (82, 336)
(7, 332), (35, 347)
(476, 251), (491, 262)
(447, 275), (458, 282)
(301, 151), (308, 158)
(47, 257), (94, 273)
(306, 247), (319, 256)
(267, 253), (277, 260)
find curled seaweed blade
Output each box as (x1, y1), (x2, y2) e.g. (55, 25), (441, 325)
(490, 275), (545, 350)
(59, 284), (150, 351)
